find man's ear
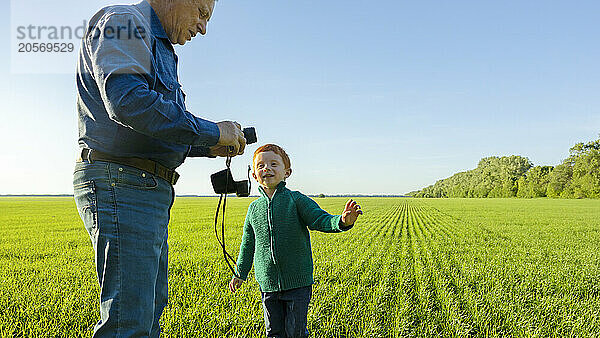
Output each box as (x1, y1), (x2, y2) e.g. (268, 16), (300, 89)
(251, 171), (259, 182)
(285, 168), (292, 179)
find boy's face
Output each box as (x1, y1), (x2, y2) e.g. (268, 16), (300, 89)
(252, 151), (292, 190)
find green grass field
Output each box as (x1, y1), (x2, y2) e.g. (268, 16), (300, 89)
(1, 197), (600, 337)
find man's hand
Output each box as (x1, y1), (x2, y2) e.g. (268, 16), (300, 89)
(341, 199), (363, 226)
(209, 145), (234, 158)
(216, 121), (246, 156)
(229, 276), (244, 292)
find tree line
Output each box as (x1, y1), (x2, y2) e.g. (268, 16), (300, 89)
(408, 135), (600, 199)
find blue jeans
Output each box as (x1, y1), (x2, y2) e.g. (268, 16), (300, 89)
(261, 285), (312, 338)
(73, 160), (174, 337)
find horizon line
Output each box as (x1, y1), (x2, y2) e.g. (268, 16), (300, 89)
(0, 194), (411, 198)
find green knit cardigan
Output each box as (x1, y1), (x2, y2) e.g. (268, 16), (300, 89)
(235, 181), (353, 292)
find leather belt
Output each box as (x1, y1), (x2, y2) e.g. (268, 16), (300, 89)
(78, 148), (180, 185)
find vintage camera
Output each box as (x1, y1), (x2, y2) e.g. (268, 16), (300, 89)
(242, 127), (257, 146)
(210, 127), (257, 197)
(211, 167), (251, 197)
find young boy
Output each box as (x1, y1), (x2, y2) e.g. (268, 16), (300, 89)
(229, 144), (362, 338)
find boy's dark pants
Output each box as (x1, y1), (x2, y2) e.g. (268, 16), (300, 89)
(261, 285), (312, 338)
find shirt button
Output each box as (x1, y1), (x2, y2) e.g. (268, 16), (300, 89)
(142, 173), (146, 178)
(111, 182), (116, 187)
(169, 84), (173, 89)
(118, 167), (123, 172)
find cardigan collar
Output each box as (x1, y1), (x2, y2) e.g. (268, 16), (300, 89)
(258, 181), (287, 199)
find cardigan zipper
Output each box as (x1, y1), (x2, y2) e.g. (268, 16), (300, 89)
(266, 188), (283, 290)
(267, 199), (277, 265)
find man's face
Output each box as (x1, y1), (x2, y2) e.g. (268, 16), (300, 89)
(252, 151), (292, 191)
(167, 0), (215, 45)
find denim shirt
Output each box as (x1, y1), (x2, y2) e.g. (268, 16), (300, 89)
(76, 0), (219, 169)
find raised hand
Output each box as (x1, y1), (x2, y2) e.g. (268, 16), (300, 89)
(341, 199), (363, 226)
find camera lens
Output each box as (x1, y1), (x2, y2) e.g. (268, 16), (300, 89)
(243, 127), (257, 145)
(211, 169), (237, 194)
(236, 180), (250, 197)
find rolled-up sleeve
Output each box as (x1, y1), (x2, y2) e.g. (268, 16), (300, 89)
(187, 145), (215, 158)
(86, 13), (219, 147)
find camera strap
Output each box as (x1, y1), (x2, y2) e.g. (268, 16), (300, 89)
(214, 155), (241, 278)
(246, 164), (252, 193)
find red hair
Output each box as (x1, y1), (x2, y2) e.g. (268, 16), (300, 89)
(253, 144), (291, 169)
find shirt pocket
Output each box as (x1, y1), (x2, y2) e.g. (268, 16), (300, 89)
(151, 42), (181, 104)
(153, 71), (181, 103)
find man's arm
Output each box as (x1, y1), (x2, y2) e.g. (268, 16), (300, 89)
(187, 145), (242, 158)
(187, 146), (214, 158)
(87, 13), (220, 147)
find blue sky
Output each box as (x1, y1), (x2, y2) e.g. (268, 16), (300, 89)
(1, 0), (599, 195)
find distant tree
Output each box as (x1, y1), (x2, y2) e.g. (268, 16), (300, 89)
(546, 163), (573, 198)
(410, 135), (600, 199)
(517, 166), (553, 198)
(500, 178), (518, 197)
(487, 185), (503, 198)
(565, 136), (600, 198)
(318, 193), (326, 198)
(409, 156), (532, 198)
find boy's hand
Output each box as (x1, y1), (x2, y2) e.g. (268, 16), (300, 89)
(229, 276), (244, 292)
(341, 199), (363, 226)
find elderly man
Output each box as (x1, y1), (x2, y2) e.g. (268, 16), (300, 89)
(73, 0), (243, 336)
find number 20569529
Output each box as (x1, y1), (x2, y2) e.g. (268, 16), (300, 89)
(17, 42), (75, 53)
